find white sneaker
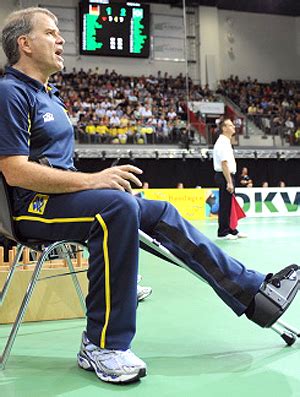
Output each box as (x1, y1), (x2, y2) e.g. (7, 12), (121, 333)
(237, 232), (248, 238)
(137, 275), (152, 302)
(217, 234), (238, 240)
(77, 331), (147, 384)
(137, 284), (153, 302)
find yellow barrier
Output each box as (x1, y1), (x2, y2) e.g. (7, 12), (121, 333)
(137, 189), (208, 220)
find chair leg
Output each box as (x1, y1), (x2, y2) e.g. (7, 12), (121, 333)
(0, 243), (60, 370)
(0, 244), (25, 305)
(58, 243), (86, 314)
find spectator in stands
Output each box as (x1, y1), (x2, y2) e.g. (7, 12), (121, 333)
(167, 107), (177, 120)
(140, 104), (152, 119)
(239, 167), (253, 187)
(76, 117), (87, 143)
(85, 120), (96, 138)
(135, 120), (145, 144)
(95, 119), (109, 143)
(261, 111), (272, 134)
(284, 116), (295, 143)
(234, 118), (243, 135)
(105, 107), (113, 119)
(119, 113), (129, 129)
(281, 98), (290, 109)
(134, 103), (144, 120)
(262, 181), (269, 187)
(109, 111), (120, 128)
(247, 103), (257, 119)
(156, 116), (169, 143)
(272, 115), (285, 136)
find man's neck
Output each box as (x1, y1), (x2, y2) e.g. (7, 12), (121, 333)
(12, 62), (49, 89)
(222, 132), (232, 140)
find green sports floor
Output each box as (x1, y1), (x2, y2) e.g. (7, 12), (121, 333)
(1, 217), (300, 397)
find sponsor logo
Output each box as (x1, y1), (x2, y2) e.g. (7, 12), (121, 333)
(28, 194), (49, 215)
(43, 112), (55, 122)
(234, 188), (300, 217)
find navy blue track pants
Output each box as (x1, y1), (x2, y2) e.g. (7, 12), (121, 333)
(12, 188), (265, 350)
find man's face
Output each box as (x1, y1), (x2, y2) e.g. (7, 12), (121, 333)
(223, 120), (236, 137)
(25, 13), (65, 75)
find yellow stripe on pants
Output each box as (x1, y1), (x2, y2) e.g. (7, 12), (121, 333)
(13, 215), (95, 223)
(95, 213), (111, 348)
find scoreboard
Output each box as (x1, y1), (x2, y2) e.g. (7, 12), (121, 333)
(79, 1), (150, 58)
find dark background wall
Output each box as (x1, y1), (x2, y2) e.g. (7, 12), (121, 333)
(75, 158), (300, 188)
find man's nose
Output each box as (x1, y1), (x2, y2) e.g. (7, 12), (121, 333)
(57, 34), (65, 45)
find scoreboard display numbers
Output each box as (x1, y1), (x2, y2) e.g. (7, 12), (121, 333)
(79, 1), (150, 58)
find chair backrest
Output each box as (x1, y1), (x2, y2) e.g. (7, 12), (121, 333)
(0, 173), (18, 243)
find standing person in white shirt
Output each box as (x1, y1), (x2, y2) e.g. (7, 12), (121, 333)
(213, 118), (247, 240)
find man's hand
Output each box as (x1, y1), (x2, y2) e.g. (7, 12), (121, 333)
(89, 165), (143, 193)
(226, 182), (234, 194)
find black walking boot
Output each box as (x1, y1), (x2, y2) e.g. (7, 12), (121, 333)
(246, 264), (300, 328)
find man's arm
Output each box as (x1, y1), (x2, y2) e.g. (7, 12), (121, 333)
(221, 160), (234, 194)
(0, 156), (142, 194)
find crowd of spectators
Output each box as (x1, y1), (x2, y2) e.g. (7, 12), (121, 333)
(2, 65), (299, 146)
(217, 75), (300, 145)
(50, 68), (218, 145)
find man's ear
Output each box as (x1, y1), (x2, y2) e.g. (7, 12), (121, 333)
(16, 35), (32, 56)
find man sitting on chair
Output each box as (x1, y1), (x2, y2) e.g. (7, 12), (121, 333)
(0, 7), (299, 385)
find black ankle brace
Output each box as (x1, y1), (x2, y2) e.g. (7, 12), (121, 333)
(246, 265), (300, 328)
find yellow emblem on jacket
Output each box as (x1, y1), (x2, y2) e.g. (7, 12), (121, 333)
(28, 194), (49, 215)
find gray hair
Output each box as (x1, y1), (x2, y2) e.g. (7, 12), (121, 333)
(1, 7), (58, 65)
